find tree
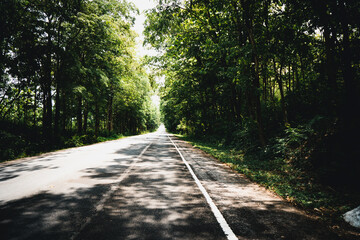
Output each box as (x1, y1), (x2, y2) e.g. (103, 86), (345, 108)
(145, 0), (359, 154)
(1, 0), (160, 160)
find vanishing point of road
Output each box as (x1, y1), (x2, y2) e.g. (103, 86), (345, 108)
(0, 126), (340, 239)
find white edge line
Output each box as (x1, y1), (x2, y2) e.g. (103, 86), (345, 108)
(168, 135), (238, 240)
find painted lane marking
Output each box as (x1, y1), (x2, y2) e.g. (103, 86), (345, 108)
(71, 141), (152, 240)
(168, 135), (238, 240)
(95, 142), (152, 212)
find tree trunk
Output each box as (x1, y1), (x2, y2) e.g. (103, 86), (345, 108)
(107, 94), (113, 132)
(337, 0), (360, 183)
(42, 29), (53, 142)
(340, 14), (357, 114)
(245, 10), (266, 146)
(54, 23), (62, 139)
(95, 103), (100, 137)
(323, 25), (338, 109)
(273, 59), (288, 126)
(83, 101), (88, 133)
(294, 61), (299, 90)
(262, 63), (268, 101)
(288, 63), (291, 92)
(42, 82), (52, 142)
(77, 95), (82, 135)
(33, 86), (37, 126)
(54, 78), (61, 138)
(61, 91), (67, 132)
(299, 55), (305, 82)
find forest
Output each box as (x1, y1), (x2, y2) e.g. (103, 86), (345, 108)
(144, 0), (360, 215)
(1, 0), (360, 224)
(0, 0), (160, 161)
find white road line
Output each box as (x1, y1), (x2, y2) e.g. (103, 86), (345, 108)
(168, 135), (238, 240)
(71, 141), (152, 240)
(95, 142), (152, 212)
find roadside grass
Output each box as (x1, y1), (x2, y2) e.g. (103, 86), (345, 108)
(64, 133), (126, 148)
(177, 134), (360, 224)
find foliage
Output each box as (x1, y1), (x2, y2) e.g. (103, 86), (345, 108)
(0, 120), (45, 160)
(145, 0), (360, 195)
(144, 0), (360, 225)
(0, 0), (160, 160)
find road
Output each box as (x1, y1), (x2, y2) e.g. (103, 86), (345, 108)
(0, 126), (340, 239)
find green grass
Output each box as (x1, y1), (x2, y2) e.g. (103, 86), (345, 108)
(177, 135), (359, 223)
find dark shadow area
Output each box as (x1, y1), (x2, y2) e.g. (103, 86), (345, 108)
(82, 142), (149, 180)
(0, 140), (152, 239)
(0, 136), (226, 240)
(77, 138), (227, 240)
(221, 202), (341, 240)
(0, 134), (353, 240)
(0, 185), (110, 240)
(114, 143), (148, 155)
(174, 137), (357, 240)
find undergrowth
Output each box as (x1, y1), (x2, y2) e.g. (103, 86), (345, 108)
(177, 117), (360, 224)
(0, 121), (140, 162)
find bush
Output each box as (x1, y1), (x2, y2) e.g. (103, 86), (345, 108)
(64, 134), (100, 147)
(0, 130), (24, 160)
(0, 121), (44, 161)
(230, 119), (261, 152)
(65, 135), (84, 147)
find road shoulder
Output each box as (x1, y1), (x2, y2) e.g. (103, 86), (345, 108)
(171, 136), (350, 240)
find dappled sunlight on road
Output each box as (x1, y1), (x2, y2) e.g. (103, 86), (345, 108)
(77, 133), (225, 240)
(0, 131), (161, 202)
(0, 126), (341, 239)
(0, 127), (225, 239)
(174, 138), (339, 240)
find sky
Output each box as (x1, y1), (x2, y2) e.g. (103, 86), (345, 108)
(128, 0), (161, 106)
(129, 0), (158, 57)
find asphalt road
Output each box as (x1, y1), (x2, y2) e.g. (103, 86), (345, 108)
(0, 126), (342, 239)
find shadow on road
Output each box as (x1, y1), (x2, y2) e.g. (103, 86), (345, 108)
(0, 185), (109, 239)
(0, 136), (350, 240)
(0, 156), (62, 182)
(76, 140), (226, 240)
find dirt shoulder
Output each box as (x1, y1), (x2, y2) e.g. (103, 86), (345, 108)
(173, 136), (360, 240)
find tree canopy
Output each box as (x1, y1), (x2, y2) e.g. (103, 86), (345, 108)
(145, 0), (360, 185)
(0, 0), (160, 160)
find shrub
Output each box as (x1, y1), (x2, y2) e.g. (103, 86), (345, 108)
(230, 119), (260, 152)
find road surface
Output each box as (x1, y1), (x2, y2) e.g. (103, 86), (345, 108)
(0, 126), (342, 239)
